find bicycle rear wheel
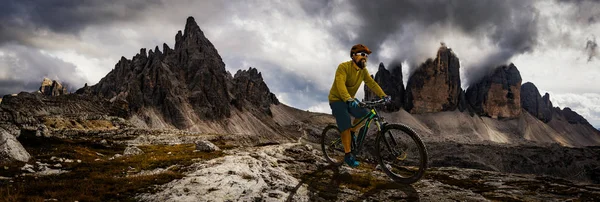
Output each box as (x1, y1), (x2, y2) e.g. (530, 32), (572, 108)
(376, 123), (428, 184)
(321, 125), (344, 166)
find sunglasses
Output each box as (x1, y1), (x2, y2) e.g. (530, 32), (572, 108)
(354, 52), (369, 57)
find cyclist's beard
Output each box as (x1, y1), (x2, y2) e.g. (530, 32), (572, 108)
(355, 59), (367, 69)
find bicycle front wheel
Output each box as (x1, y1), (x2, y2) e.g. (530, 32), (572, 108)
(320, 125), (344, 166)
(376, 123), (428, 184)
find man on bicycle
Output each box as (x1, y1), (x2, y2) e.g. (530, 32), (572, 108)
(328, 44), (390, 167)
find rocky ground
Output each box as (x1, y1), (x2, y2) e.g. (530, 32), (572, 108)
(1, 129), (599, 201)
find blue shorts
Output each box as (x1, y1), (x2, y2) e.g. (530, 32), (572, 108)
(329, 101), (369, 132)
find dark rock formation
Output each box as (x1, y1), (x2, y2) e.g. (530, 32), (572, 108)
(466, 63), (522, 119)
(39, 78), (67, 96)
(457, 88), (475, 114)
(364, 63), (404, 111)
(556, 107), (590, 125)
(80, 17), (278, 129)
(542, 93), (553, 116)
(231, 67), (279, 115)
(520, 82), (553, 122)
(519, 83), (593, 127)
(364, 74), (377, 101)
(405, 44), (461, 113)
(75, 83), (92, 95)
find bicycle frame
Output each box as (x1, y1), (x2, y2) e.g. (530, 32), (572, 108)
(350, 106), (386, 154)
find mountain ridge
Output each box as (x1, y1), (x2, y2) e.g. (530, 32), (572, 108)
(0, 16), (596, 147)
(76, 17), (280, 134)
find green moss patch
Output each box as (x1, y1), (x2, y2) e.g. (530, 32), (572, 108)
(0, 137), (223, 202)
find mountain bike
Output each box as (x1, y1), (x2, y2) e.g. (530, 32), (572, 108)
(320, 99), (428, 184)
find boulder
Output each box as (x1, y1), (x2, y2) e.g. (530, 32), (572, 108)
(0, 129), (31, 163)
(124, 146), (144, 156)
(195, 140), (220, 152)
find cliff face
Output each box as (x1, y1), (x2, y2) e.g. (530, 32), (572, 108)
(231, 67), (280, 115)
(364, 63), (404, 111)
(404, 45), (461, 113)
(80, 17), (279, 129)
(39, 78), (67, 96)
(466, 64), (522, 119)
(521, 82), (553, 122)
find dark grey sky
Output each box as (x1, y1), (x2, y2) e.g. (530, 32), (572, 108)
(0, 0), (598, 127)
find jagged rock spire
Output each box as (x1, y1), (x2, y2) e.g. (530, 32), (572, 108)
(77, 16), (278, 130)
(405, 45), (461, 113)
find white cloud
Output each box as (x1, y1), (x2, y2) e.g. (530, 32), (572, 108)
(307, 102), (331, 114)
(514, 0), (600, 94)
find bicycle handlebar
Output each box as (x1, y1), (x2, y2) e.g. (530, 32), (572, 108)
(358, 99), (389, 109)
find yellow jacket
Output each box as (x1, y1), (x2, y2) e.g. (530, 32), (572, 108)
(328, 60), (387, 102)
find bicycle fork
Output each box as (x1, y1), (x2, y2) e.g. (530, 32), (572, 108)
(379, 123), (408, 162)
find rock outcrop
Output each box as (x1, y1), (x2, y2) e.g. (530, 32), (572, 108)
(405, 44), (461, 113)
(520, 82), (553, 122)
(0, 128), (31, 163)
(0, 92), (126, 136)
(39, 78), (67, 96)
(194, 140), (220, 152)
(75, 83), (92, 95)
(466, 64), (522, 119)
(81, 17), (279, 129)
(364, 63), (404, 111)
(555, 107), (590, 125)
(231, 67), (279, 115)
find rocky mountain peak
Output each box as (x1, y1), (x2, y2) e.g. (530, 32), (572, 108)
(175, 16), (221, 61)
(39, 78), (67, 96)
(377, 62), (386, 72)
(466, 63), (522, 119)
(184, 16), (200, 36)
(521, 82), (553, 122)
(404, 44), (461, 113)
(231, 67), (279, 115)
(365, 62), (404, 111)
(79, 17), (278, 130)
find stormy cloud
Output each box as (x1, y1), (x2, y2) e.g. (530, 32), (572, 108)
(0, 0), (161, 47)
(0, 0), (598, 128)
(0, 45), (87, 96)
(328, 0), (540, 86)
